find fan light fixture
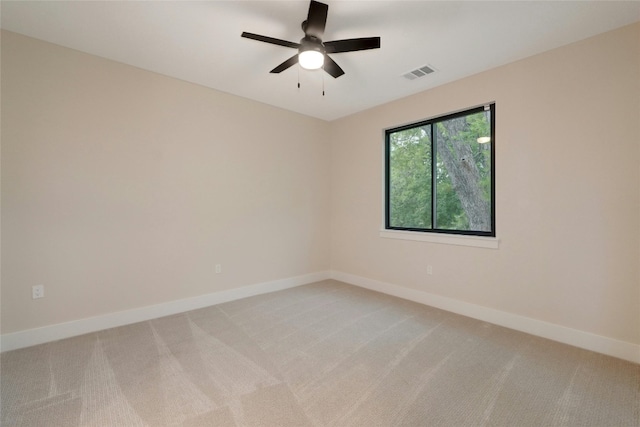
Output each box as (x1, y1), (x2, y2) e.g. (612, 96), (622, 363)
(299, 49), (324, 70)
(241, 0), (381, 78)
(477, 136), (491, 144)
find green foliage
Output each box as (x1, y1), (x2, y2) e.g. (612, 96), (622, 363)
(388, 127), (431, 228)
(459, 112), (492, 201)
(435, 179), (468, 229)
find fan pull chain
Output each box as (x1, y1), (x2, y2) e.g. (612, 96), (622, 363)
(297, 65), (301, 89)
(322, 66), (325, 96)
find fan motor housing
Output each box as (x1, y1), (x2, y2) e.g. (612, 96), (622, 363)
(300, 35), (326, 55)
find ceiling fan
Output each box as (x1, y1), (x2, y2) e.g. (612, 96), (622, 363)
(241, 0), (381, 78)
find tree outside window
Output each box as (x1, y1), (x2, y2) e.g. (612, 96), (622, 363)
(385, 104), (495, 236)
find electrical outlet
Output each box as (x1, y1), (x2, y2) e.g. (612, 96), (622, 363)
(215, 264), (222, 274)
(32, 285), (45, 299)
(427, 265), (433, 276)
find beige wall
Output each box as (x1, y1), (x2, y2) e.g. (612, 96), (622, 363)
(1, 31), (331, 333)
(330, 23), (640, 345)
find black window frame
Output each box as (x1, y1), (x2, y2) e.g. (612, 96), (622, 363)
(384, 104), (496, 237)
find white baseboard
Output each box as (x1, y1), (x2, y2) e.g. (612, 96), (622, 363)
(4, 270), (638, 364)
(1, 271), (331, 353)
(330, 270), (640, 364)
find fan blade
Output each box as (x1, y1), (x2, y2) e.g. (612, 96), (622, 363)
(305, 0), (328, 38)
(325, 37), (381, 54)
(270, 55), (299, 73)
(323, 55), (345, 78)
(241, 32), (299, 49)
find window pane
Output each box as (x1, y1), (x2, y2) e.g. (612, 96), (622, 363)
(388, 126), (432, 229)
(435, 110), (492, 232)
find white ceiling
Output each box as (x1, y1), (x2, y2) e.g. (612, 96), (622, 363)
(2, 1), (639, 121)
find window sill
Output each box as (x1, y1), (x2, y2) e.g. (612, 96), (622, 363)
(379, 229), (500, 249)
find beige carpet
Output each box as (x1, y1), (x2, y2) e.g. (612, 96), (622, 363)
(1, 280), (639, 426)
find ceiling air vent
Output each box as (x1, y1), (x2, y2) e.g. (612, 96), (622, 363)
(403, 65), (435, 80)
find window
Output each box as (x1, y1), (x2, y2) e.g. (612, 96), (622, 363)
(385, 104), (495, 237)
